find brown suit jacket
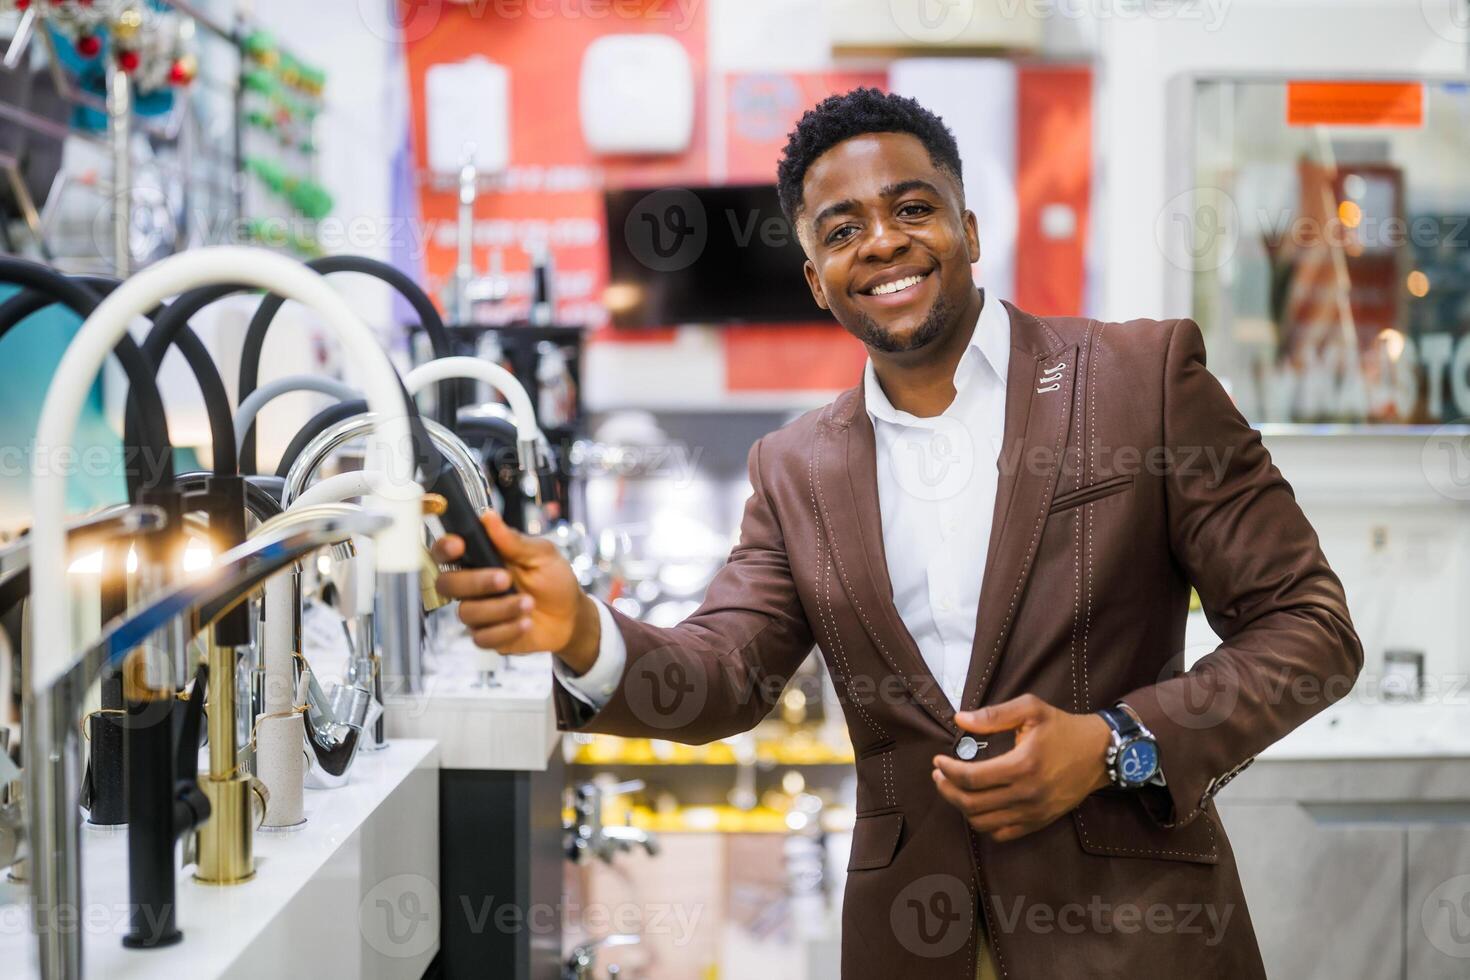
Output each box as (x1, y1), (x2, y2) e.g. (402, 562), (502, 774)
(555, 302), (1362, 979)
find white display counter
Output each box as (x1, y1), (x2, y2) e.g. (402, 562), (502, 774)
(386, 647), (559, 772)
(1, 739), (440, 979)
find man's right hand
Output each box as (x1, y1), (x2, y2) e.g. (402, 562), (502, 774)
(431, 509), (602, 675)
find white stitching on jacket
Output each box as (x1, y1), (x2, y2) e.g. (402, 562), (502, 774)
(1070, 328), (1089, 714)
(968, 339), (1071, 708)
(1075, 806), (1219, 861)
(814, 424), (947, 724)
(1083, 321), (1100, 709)
(970, 832), (1007, 979)
(808, 425), (887, 741)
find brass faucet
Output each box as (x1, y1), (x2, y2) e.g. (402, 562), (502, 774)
(194, 634), (268, 885)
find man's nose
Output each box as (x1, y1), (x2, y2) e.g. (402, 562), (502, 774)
(858, 217), (910, 262)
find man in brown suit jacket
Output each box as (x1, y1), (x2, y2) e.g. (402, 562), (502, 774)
(433, 89), (1362, 979)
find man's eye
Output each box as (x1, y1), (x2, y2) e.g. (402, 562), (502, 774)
(826, 225), (856, 245)
(898, 202), (932, 218)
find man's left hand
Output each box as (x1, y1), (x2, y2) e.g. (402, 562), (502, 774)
(932, 694), (1112, 843)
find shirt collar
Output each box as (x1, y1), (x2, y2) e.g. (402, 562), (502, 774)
(864, 290), (1011, 426)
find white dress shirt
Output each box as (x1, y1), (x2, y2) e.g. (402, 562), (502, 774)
(558, 295), (1012, 711)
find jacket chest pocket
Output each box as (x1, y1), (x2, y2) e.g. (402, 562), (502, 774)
(1048, 473), (1134, 517)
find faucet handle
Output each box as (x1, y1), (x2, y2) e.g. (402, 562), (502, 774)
(602, 934), (641, 949)
(424, 454), (509, 577)
(602, 779), (645, 797)
(571, 778), (643, 814)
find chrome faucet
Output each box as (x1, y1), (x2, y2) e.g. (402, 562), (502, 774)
(453, 153), (479, 326)
(565, 779), (660, 864)
(0, 728), (21, 874)
(280, 413), (491, 516)
(278, 411), (492, 695)
(249, 503), (380, 814)
(598, 823), (660, 858)
(564, 933), (641, 980)
(0, 503), (167, 588)
(0, 505), (169, 876)
(24, 508), (390, 978)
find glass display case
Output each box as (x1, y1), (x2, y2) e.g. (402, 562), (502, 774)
(1184, 77), (1470, 428)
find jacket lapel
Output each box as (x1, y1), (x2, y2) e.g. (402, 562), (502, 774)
(813, 390), (955, 734)
(960, 303), (1076, 711)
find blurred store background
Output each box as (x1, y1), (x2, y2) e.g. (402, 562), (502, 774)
(2, 1), (1469, 978)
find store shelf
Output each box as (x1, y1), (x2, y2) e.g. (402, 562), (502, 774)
(567, 733), (853, 768)
(562, 802), (856, 836)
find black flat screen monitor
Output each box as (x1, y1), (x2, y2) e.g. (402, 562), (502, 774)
(604, 184), (830, 328)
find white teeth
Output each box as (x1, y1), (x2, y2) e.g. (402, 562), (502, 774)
(869, 274), (925, 296)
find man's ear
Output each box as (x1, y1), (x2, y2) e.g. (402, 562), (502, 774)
(963, 209), (981, 265)
(803, 259), (829, 311)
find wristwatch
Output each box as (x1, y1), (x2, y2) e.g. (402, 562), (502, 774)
(1098, 703), (1161, 790)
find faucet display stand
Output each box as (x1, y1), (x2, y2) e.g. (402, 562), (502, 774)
(438, 755), (565, 980)
(384, 648), (562, 979)
(0, 740), (440, 978)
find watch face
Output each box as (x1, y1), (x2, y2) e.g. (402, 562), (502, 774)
(1118, 739), (1159, 787)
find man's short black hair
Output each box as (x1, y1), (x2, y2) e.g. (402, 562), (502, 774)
(776, 87), (964, 224)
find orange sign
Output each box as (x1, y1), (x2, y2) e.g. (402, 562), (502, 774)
(1286, 82), (1424, 128)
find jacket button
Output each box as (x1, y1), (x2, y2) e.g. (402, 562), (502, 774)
(955, 736), (985, 760)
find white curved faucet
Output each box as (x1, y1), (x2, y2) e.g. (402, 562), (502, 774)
(404, 356), (545, 475)
(404, 356), (547, 526)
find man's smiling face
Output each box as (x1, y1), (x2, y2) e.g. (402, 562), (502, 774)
(797, 131), (980, 354)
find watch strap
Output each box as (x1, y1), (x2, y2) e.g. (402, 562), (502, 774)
(1098, 705), (1140, 740)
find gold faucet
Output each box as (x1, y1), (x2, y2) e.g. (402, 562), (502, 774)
(195, 636), (266, 885)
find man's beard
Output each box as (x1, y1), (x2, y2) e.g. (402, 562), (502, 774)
(853, 290), (954, 354)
